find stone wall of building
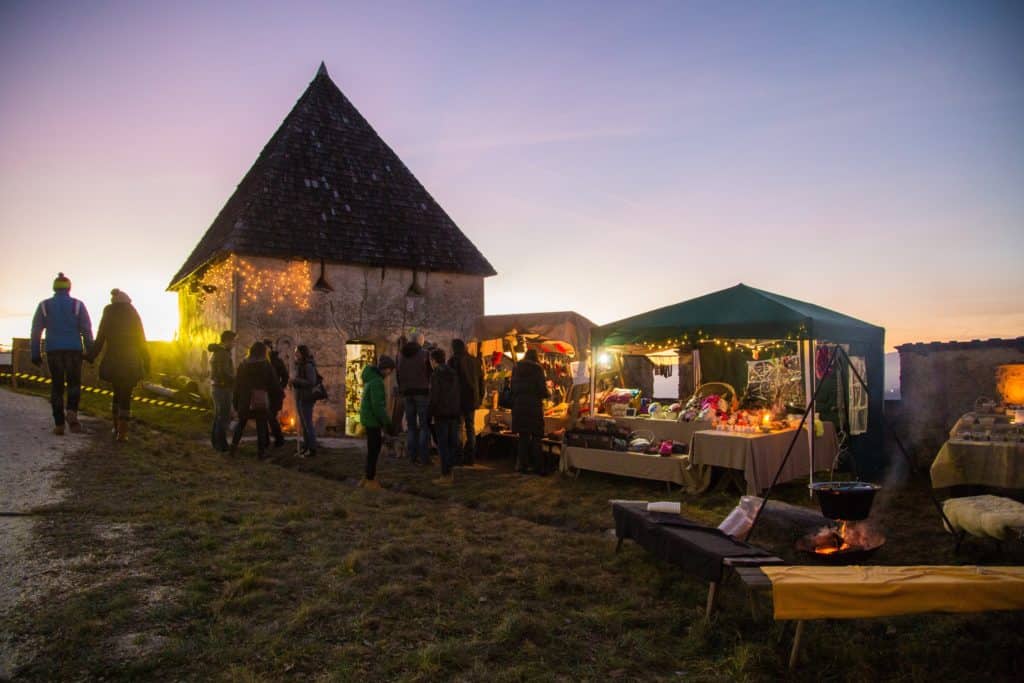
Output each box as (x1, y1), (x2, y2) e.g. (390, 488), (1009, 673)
(892, 338), (1024, 467)
(177, 254), (486, 433)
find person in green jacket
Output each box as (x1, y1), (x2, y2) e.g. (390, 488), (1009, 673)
(359, 355), (395, 489)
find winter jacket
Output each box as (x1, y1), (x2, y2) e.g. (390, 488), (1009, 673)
(428, 363), (462, 420)
(396, 341), (431, 396)
(359, 365), (391, 429)
(91, 302), (149, 387)
(233, 358), (283, 419)
(208, 343), (235, 388)
(449, 349), (483, 414)
(291, 358), (319, 403)
(268, 351), (289, 411)
(269, 351), (289, 389)
(510, 359), (549, 436)
(30, 291), (94, 359)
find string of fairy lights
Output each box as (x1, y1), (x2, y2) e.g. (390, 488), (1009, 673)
(200, 257), (313, 315)
(635, 332), (806, 357)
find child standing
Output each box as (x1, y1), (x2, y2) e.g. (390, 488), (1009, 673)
(358, 355), (395, 490)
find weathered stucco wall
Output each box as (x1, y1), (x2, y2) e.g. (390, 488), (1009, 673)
(177, 254), (485, 432)
(893, 339), (1024, 467)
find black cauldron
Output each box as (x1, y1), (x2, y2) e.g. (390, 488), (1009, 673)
(810, 481), (881, 521)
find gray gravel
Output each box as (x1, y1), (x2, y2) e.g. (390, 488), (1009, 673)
(0, 388), (94, 677)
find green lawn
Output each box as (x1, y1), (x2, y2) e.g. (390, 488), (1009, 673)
(4, 382), (1023, 681)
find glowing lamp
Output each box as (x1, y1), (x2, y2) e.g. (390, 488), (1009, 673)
(598, 352), (612, 369)
(762, 411), (771, 426)
(996, 364), (1024, 406)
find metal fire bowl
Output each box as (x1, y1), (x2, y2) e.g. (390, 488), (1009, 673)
(801, 539), (886, 565)
(810, 481), (882, 521)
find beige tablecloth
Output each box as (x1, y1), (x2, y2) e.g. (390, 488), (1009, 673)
(561, 446), (711, 489)
(930, 439), (1024, 490)
(689, 423), (839, 495)
(611, 416), (712, 444)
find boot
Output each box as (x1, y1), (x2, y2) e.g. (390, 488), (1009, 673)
(66, 410), (82, 433)
(53, 424), (65, 436)
(115, 418), (128, 442)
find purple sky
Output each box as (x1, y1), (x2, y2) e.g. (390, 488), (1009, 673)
(1, 1), (1022, 350)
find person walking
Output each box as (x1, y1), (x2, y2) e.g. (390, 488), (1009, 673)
(30, 272), (94, 435)
(208, 330), (236, 452)
(511, 349), (550, 475)
(428, 347), (461, 484)
(291, 344), (320, 457)
(397, 331), (432, 465)
(230, 341), (283, 458)
(449, 338), (483, 465)
(358, 355), (395, 490)
(87, 289), (149, 442)
(264, 339), (289, 448)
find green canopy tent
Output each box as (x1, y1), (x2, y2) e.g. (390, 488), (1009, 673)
(592, 283), (886, 478)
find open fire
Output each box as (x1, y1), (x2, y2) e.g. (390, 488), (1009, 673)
(798, 520), (886, 562)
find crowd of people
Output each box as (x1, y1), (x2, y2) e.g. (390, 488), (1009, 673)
(29, 272), (553, 487)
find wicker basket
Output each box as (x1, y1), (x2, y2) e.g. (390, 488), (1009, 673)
(689, 381), (738, 406)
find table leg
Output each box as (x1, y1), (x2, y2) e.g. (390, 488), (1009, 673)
(788, 620), (805, 670)
(615, 537), (623, 553)
(705, 581), (718, 623)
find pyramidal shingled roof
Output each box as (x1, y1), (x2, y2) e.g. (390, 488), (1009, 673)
(169, 62), (496, 288)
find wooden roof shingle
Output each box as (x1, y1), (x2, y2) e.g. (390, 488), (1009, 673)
(169, 63), (496, 288)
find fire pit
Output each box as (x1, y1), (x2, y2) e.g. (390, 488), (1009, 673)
(797, 520), (886, 563)
(802, 482), (886, 562)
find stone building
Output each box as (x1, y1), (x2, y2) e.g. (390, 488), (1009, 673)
(169, 63), (495, 432)
(890, 337), (1024, 467)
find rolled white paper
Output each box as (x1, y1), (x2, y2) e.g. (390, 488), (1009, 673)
(647, 501), (681, 514)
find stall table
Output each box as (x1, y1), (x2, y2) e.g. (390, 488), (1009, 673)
(608, 416), (712, 446)
(930, 438), (1024, 492)
(476, 408), (568, 436)
(561, 447), (709, 489)
(688, 423), (839, 495)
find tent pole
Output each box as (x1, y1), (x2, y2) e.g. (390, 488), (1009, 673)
(803, 339), (816, 496)
(589, 344), (597, 418)
(692, 347), (702, 390)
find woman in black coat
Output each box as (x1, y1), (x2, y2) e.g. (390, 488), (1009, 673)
(88, 289), (149, 442)
(230, 341), (284, 458)
(510, 349), (550, 474)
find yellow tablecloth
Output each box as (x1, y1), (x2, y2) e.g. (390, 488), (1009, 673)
(930, 439), (1024, 490)
(762, 565), (1024, 620)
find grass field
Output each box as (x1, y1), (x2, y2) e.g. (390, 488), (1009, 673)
(3, 381), (1023, 681)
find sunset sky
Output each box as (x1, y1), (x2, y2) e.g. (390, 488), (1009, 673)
(1, 1), (1021, 351)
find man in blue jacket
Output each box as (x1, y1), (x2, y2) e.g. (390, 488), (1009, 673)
(30, 273), (94, 435)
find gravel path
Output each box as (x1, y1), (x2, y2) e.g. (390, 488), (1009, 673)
(0, 388), (95, 677)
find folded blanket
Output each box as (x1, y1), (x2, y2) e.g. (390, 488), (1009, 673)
(762, 565), (1024, 620)
(942, 495), (1024, 540)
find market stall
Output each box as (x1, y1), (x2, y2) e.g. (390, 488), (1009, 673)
(580, 283), (885, 490)
(470, 311), (596, 440)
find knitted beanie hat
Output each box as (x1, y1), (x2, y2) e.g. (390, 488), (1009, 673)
(111, 288), (132, 304)
(53, 272), (71, 291)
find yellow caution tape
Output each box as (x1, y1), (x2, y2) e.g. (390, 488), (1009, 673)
(0, 372), (209, 412)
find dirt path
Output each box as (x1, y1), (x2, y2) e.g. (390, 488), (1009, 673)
(0, 388), (96, 678)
